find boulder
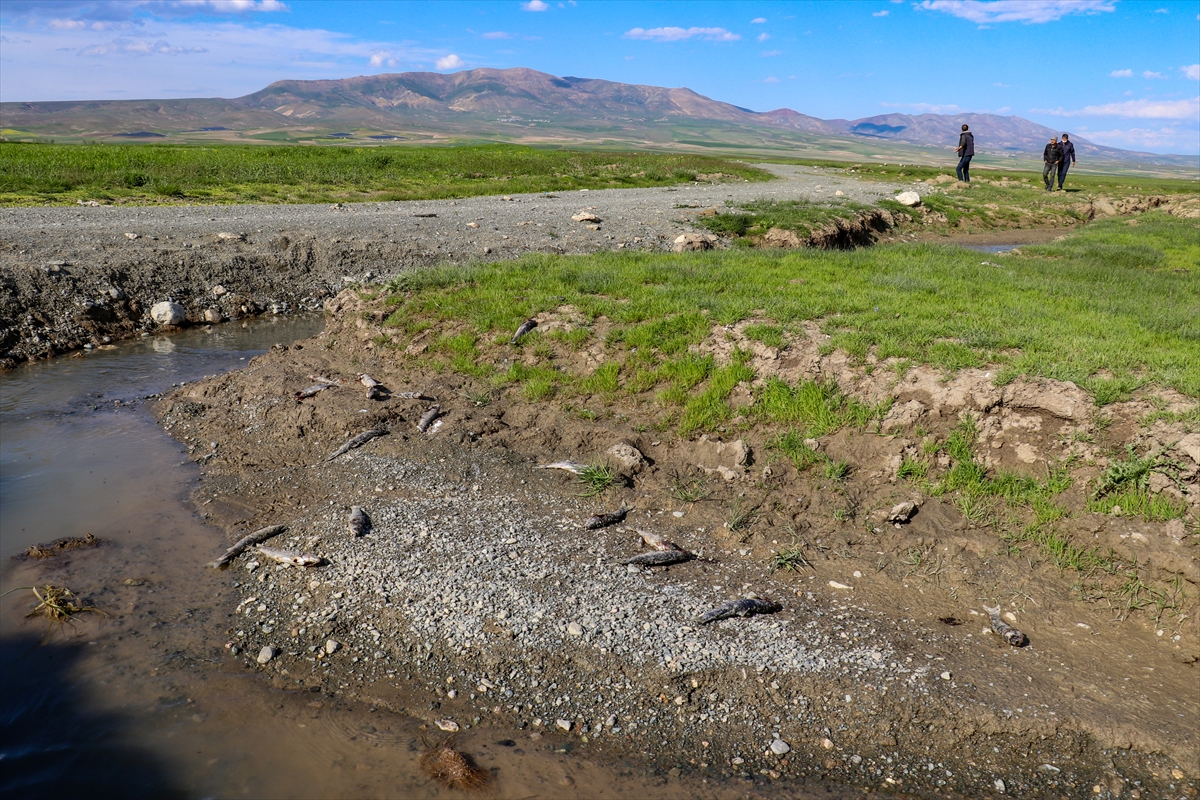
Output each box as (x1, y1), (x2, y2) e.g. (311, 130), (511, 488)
(572, 212), (601, 223)
(760, 227), (804, 248)
(606, 442), (645, 476)
(888, 501), (917, 524)
(896, 191), (922, 207)
(672, 232), (717, 252)
(150, 301), (186, 326)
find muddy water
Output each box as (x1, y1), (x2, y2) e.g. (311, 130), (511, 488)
(0, 318), (804, 799)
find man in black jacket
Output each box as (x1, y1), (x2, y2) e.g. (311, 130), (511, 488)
(1057, 133), (1076, 190)
(956, 124), (974, 183)
(1042, 136), (1061, 191)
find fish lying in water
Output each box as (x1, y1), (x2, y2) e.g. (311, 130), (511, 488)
(417, 404), (442, 432)
(983, 605), (1028, 647)
(625, 550), (694, 567)
(585, 507), (627, 530)
(698, 598), (781, 625)
(349, 506), (370, 537)
(205, 524), (286, 570)
(255, 546), (321, 567)
(294, 384), (332, 401)
(636, 530), (683, 552)
(537, 461), (588, 475)
(510, 318), (538, 344)
(325, 428), (386, 461)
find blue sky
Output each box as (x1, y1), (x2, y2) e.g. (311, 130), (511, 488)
(1, 0), (1197, 153)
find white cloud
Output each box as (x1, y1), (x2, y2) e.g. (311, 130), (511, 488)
(169, 0), (289, 11)
(1153, 7), (1168, 12)
(369, 50), (396, 67)
(1109, 69), (1132, 78)
(763, 76), (779, 83)
(993, 81), (1011, 87)
(623, 26), (740, 42)
(78, 37), (207, 56)
(917, 1), (1115, 24)
(1071, 125), (1191, 152)
(757, 32), (769, 41)
(1032, 97), (1200, 119)
(1142, 71), (1164, 79)
(1183, 65), (1200, 81)
(48, 19), (89, 30)
(880, 101), (962, 113)
(435, 53), (464, 70)
(761, 49), (781, 57)
(482, 31), (511, 39)
(521, 0), (549, 11)
(750, 17), (767, 23)
(873, 10), (890, 16)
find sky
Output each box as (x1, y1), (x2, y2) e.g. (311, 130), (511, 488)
(1, 0), (1197, 154)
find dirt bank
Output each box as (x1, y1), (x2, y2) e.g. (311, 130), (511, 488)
(156, 294), (1199, 799)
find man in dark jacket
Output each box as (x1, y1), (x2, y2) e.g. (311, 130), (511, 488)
(955, 124), (974, 183)
(1042, 136), (1061, 191)
(1057, 133), (1076, 190)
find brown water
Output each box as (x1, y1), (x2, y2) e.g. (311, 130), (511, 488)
(0, 319), (815, 800)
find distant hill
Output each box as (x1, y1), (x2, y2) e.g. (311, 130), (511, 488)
(2, 67), (1192, 171)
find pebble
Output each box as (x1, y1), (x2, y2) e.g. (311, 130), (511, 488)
(821, 738), (835, 750)
(567, 622), (584, 636)
(435, 719), (460, 732)
(556, 719), (572, 732)
(994, 778), (1006, 793)
(256, 646), (277, 665)
(770, 739), (791, 755)
(940, 671), (952, 680)
(325, 639), (341, 654)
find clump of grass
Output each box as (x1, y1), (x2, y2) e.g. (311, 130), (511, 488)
(897, 456), (928, 481)
(578, 464), (618, 497)
(754, 377), (884, 436)
(678, 356), (755, 437)
(768, 429), (825, 472)
(726, 499), (758, 536)
(669, 474), (710, 503)
(695, 198), (873, 240)
(1090, 444), (1183, 500)
(824, 459), (851, 482)
(743, 323), (784, 349)
(769, 540), (814, 572)
(1087, 488), (1188, 521)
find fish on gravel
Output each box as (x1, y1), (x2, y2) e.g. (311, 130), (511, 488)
(624, 550), (694, 567)
(349, 506), (370, 537)
(205, 524), (286, 570)
(537, 460), (588, 475)
(255, 546), (321, 567)
(636, 529), (683, 552)
(983, 605), (1028, 647)
(325, 428), (386, 461)
(585, 507), (627, 530)
(417, 404), (442, 433)
(294, 384), (332, 401)
(358, 374), (380, 388)
(698, 598), (782, 624)
(510, 318), (538, 344)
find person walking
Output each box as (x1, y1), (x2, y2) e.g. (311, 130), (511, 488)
(1042, 136), (1061, 191)
(1057, 133), (1076, 190)
(955, 124), (974, 183)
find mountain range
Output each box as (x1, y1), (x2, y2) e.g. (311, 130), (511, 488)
(2, 67), (1191, 170)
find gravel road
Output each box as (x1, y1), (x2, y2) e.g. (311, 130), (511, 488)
(0, 164), (902, 367)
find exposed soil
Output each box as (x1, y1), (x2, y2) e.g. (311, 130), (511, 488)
(153, 296), (1199, 799)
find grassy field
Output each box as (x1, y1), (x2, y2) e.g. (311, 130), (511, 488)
(373, 213), (1198, 432)
(0, 142), (771, 206)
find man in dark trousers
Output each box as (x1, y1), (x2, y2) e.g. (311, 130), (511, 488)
(1042, 136), (1061, 191)
(1057, 133), (1076, 190)
(955, 124), (974, 183)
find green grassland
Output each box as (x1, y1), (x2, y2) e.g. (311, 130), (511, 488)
(0, 142), (771, 206)
(373, 213), (1198, 438)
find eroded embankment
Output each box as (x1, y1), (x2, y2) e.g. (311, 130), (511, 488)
(156, 290), (1199, 799)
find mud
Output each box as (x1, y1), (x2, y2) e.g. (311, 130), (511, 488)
(152, 296), (1200, 799)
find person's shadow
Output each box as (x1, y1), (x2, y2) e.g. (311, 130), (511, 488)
(0, 636), (186, 799)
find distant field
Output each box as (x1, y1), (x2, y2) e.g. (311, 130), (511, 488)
(0, 142), (771, 206)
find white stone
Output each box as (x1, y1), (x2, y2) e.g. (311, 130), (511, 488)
(556, 719), (572, 732)
(256, 645), (277, 665)
(821, 737), (835, 750)
(568, 622), (584, 636)
(887, 501), (917, 523)
(150, 301), (186, 326)
(572, 212), (600, 223)
(324, 639), (340, 655)
(770, 739), (791, 755)
(124, 232), (139, 239)
(203, 308), (222, 323)
(896, 191), (922, 207)
(435, 719), (460, 732)
(218, 232), (244, 240)
(211, 285), (228, 297)
(834, 190), (844, 196)
(940, 671), (952, 680)
(994, 778), (1006, 793)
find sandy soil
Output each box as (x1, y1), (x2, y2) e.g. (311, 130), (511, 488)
(153, 297), (1199, 799)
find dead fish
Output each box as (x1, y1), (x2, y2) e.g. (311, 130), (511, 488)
(698, 598), (781, 625)
(349, 506), (370, 537)
(367, 385), (387, 401)
(636, 529), (683, 552)
(537, 460), (588, 475)
(294, 384), (331, 401)
(325, 428), (386, 461)
(255, 546), (321, 568)
(417, 404), (442, 433)
(395, 391), (437, 401)
(585, 507), (627, 530)
(983, 605), (1028, 647)
(625, 550), (694, 567)
(358, 373), (380, 388)
(205, 524), (287, 570)
(510, 317), (537, 344)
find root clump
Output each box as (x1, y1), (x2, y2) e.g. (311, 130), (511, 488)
(419, 738), (491, 792)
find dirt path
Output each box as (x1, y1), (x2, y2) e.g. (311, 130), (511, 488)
(0, 164), (902, 368)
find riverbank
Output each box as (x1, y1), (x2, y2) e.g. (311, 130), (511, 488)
(154, 218), (1198, 798)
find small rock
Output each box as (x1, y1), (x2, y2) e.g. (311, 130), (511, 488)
(567, 622), (584, 636)
(435, 719), (460, 732)
(821, 738), (835, 750)
(256, 646), (277, 665)
(466, 222), (479, 228)
(940, 671), (952, 681)
(834, 190), (844, 196)
(606, 442), (645, 474)
(896, 191), (922, 207)
(150, 301), (186, 326)
(994, 778), (1006, 793)
(828, 581), (853, 590)
(124, 232), (139, 240)
(1038, 764), (1061, 775)
(217, 232), (244, 241)
(556, 719), (572, 732)
(324, 639), (341, 655)
(211, 285), (228, 297)
(203, 308), (222, 323)
(887, 501), (917, 524)
(850, 754), (863, 765)
(572, 212), (600, 223)
(770, 739), (791, 755)
(672, 232), (717, 252)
